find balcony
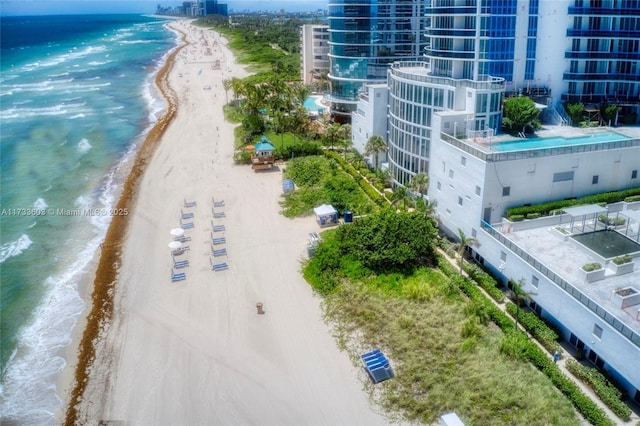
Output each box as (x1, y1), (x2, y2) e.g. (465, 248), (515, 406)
(565, 50), (640, 60)
(424, 49), (475, 59)
(567, 29), (640, 38)
(563, 72), (640, 81)
(568, 6), (640, 15)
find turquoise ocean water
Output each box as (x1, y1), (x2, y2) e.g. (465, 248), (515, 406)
(0, 14), (176, 423)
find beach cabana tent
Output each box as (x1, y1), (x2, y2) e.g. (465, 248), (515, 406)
(254, 136), (275, 158)
(313, 204), (338, 226)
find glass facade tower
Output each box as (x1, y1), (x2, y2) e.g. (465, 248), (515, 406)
(327, 0), (426, 121)
(563, 0), (640, 105)
(424, 0), (538, 85)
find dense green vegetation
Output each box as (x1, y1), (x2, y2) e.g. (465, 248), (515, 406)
(565, 359), (632, 420)
(505, 187), (640, 220)
(502, 96), (541, 134)
(280, 155), (378, 219)
(303, 211), (586, 425)
(197, 15), (303, 80)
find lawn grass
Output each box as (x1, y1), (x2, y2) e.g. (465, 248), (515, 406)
(322, 272), (580, 425)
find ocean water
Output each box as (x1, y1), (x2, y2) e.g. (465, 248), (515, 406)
(0, 14), (176, 423)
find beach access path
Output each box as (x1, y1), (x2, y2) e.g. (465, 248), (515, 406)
(74, 20), (389, 424)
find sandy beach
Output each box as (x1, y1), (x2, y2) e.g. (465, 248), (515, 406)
(63, 20), (388, 425)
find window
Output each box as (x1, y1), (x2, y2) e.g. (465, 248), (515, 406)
(593, 324), (603, 339)
(592, 175), (599, 184)
(458, 196), (463, 206)
(632, 170), (638, 179)
(437, 181), (442, 191)
(532, 276), (539, 288)
(461, 156), (466, 166)
(500, 251), (507, 262)
(449, 169), (454, 179)
(553, 171), (574, 182)
(471, 228), (477, 238)
(475, 186), (481, 196)
(502, 186), (511, 196)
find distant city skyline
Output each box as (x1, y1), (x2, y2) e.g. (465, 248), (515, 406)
(0, 0), (327, 16)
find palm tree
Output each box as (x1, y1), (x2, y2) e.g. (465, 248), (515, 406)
(364, 135), (387, 169)
(391, 186), (413, 210)
(323, 122), (342, 151)
(511, 278), (537, 332)
(455, 228), (479, 273)
(222, 78), (232, 104)
(408, 172), (429, 198)
(338, 124), (352, 160)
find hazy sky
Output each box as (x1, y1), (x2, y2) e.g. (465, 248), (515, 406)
(0, 0), (327, 16)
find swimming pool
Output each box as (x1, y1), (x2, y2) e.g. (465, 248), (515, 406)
(304, 96), (324, 112)
(492, 132), (631, 152)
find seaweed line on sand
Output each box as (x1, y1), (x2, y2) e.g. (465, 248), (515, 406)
(63, 26), (187, 426)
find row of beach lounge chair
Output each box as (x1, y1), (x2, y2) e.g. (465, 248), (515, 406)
(210, 196), (228, 272)
(171, 199), (197, 282)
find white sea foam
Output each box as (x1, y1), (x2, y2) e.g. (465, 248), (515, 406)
(33, 198), (48, 210)
(76, 138), (92, 154)
(0, 169), (123, 422)
(69, 113), (86, 119)
(0, 234), (33, 263)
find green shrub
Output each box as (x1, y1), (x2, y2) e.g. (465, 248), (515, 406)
(624, 195), (640, 203)
(505, 188), (640, 220)
(582, 263), (602, 272)
(510, 214), (525, 222)
(505, 302), (559, 353)
(464, 263), (504, 302)
(565, 359), (632, 420)
(526, 212), (541, 219)
(612, 255), (632, 265)
(598, 214), (626, 226)
(437, 254), (615, 426)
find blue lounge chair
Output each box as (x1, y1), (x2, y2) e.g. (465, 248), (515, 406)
(212, 248), (227, 257)
(212, 237), (226, 245)
(171, 268), (186, 282)
(181, 209), (194, 220)
(214, 200), (225, 207)
(212, 225), (225, 232)
(213, 211), (225, 218)
(176, 235), (191, 243)
(181, 220), (194, 229)
(211, 262), (228, 272)
(174, 259), (189, 269)
(184, 199), (196, 208)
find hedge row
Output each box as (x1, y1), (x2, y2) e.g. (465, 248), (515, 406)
(505, 302), (560, 354)
(565, 359), (632, 421)
(506, 187), (640, 220)
(324, 151), (388, 207)
(437, 255), (614, 426)
(463, 263), (505, 302)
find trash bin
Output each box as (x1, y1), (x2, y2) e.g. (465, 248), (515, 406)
(344, 210), (353, 223)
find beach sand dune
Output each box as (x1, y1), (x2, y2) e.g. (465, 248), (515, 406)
(72, 20), (388, 425)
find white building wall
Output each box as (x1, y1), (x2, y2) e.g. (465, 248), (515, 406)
(429, 113), (487, 240)
(352, 84), (389, 166)
(301, 25), (329, 84)
(535, 1), (571, 104)
(481, 147), (640, 223)
(474, 229), (640, 396)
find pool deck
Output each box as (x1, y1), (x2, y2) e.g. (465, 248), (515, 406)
(467, 124), (640, 153)
(500, 220), (640, 335)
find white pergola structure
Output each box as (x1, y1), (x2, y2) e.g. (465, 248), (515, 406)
(618, 209), (640, 242)
(560, 204), (608, 234)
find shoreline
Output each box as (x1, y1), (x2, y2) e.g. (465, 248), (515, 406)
(63, 20), (387, 425)
(61, 23), (187, 426)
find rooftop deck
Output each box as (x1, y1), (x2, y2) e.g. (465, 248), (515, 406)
(492, 217), (640, 343)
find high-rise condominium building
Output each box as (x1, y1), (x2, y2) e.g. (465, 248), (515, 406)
(301, 25), (330, 85)
(327, 0), (427, 122)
